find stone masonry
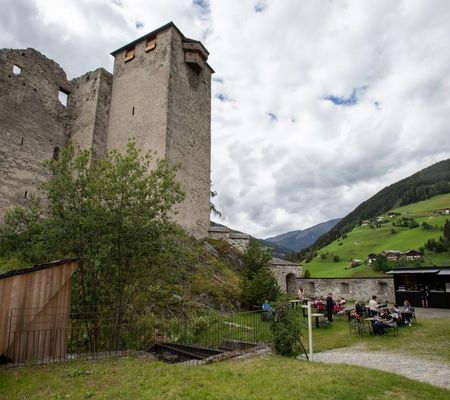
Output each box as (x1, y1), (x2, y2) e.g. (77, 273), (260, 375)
(297, 277), (395, 302)
(0, 22), (212, 238)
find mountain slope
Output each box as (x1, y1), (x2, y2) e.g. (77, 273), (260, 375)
(303, 193), (450, 278)
(265, 218), (341, 252)
(302, 158), (450, 256)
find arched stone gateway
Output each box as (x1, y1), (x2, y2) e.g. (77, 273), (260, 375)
(268, 258), (302, 293)
(286, 273), (297, 295)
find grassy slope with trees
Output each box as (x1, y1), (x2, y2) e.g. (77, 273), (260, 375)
(0, 142), (283, 320)
(301, 158), (450, 258)
(303, 193), (450, 277)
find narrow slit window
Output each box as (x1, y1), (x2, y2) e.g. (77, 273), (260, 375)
(24, 191), (28, 199)
(20, 137), (24, 146)
(124, 46), (135, 62)
(53, 147), (60, 161)
(132, 106), (135, 116)
(145, 37), (156, 52)
(13, 65), (22, 75)
(58, 89), (69, 106)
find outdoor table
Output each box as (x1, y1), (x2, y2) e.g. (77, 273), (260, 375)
(301, 304), (309, 318)
(311, 313), (324, 328)
(289, 299), (302, 308)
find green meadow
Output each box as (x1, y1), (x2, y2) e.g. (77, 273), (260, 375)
(1, 317), (449, 400)
(305, 193), (450, 277)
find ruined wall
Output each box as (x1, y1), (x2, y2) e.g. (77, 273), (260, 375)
(1, 24), (212, 240)
(166, 29), (212, 238)
(297, 278), (395, 303)
(69, 68), (112, 158)
(0, 49), (71, 215)
(269, 264), (302, 294)
(106, 29), (172, 162)
(208, 228), (250, 252)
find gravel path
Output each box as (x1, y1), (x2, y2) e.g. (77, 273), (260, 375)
(312, 348), (450, 390)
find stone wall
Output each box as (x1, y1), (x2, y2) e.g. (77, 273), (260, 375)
(297, 278), (395, 303)
(0, 48), (72, 215)
(1, 23), (212, 239)
(106, 25), (212, 238)
(268, 262), (302, 294)
(208, 228), (250, 253)
(70, 68), (112, 158)
(166, 28), (212, 239)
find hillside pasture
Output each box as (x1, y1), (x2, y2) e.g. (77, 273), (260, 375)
(305, 194), (450, 277)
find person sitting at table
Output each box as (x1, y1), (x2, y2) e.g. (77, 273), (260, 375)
(355, 301), (366, 317)
(401, 300), (413, 326)
(261, 300), (272, 321)
(372, 319), (385, 335)
(379, 307), (389, 319)
(382, 308), (399, 330)
(315, 297), (325, 312)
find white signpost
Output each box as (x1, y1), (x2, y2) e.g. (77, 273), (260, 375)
(307, 301), (313, 360)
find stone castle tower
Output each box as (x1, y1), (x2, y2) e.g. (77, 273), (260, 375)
(0, 22), (212, 238)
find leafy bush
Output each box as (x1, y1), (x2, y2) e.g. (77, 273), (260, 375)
(333, 255), (340, 262)
(303, 269), (311, 278)
(270, 302), (302, 356)
(240, 268), (281, 309)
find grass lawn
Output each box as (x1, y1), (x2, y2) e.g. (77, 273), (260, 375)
(304, 315), (450, 363)
(1, 355), (449, 400)
(1, 313), (449, 399)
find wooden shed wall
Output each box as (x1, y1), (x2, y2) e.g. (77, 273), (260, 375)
(0, 260), (78, 362)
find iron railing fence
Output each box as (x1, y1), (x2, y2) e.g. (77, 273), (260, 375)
(4, 309), (272, 367)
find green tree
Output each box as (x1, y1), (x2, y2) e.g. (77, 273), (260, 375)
(242, 240), (273, 279)
(239, 241), (279, 308)
(240, 269), (281, 309)
(303, 268), (311, 278)
(444, 220), (450, 243)
(372, 254), (389, 272)
(0, 142), (184, 323)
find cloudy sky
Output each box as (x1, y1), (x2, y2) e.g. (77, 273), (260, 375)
(1, 0), (450, 238)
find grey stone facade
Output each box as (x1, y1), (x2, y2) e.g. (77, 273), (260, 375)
(269, 258), (302, 295)
(208, 227), (250, 253)
(297, 278), (395, 303)
(0, 23), (212, 238)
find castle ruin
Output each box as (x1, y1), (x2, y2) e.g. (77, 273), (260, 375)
(0, 22), (212, 238)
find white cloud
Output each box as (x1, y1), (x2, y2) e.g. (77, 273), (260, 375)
(1, 0), (449, 238)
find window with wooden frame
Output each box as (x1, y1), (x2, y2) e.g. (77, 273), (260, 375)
(124, 46), (135, 62)
(145, 37), (157, 52)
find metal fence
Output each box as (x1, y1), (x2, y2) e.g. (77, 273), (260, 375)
(3, 308), (272, 367)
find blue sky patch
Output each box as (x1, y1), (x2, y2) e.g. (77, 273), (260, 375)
(325, 86), (367, 106)
(215, 93), (232, 102)
(193, 0), (209, 11)
(267, 112), (277, 122)
(254, 1), (267, 12)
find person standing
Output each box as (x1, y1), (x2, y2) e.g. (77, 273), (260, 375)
(368, 295), (379, 317)
(326, 293), (334, 322)
(419, 286), (430, 308)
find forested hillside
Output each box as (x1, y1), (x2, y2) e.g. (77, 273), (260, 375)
(302, 193), (450, 278)
(300, 158), (450, 257)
